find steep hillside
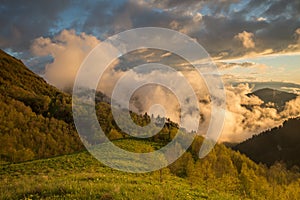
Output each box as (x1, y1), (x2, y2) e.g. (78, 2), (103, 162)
(0, 50), (83, 162)
(0, 49), (75, 123)
(0, 50), (181, 163)
(234, 118), (300, 168)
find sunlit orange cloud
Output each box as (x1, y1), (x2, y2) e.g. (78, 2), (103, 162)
(214, 50), (300, 63)
(31, 29), (100, 89)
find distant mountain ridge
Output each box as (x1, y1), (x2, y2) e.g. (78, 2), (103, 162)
(233, 117), (300, 168)
(248, 88), (297, 111)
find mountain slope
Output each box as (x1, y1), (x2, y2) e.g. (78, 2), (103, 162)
(0, 50), (181, 163)
(234, 118), (300, 168)
(1, 138), (300, 199)
(0, 49), (83, 162)
(0, 49), (75, 123)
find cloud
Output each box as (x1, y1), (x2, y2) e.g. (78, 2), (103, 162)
(148, 0), (239, 15)
(234, 31), (255, 49)
(219, 84), (279, 142)
(0, 1), (72, 51)
(280, 87), (300, 95)
(284, 28), (300, 52)
(217, 61), (269, 84)
(218, 84), (300, 142)
(30, 29), (100, 89)
(28, 29), (299, 143)
(193, 15), (267, 59)
(93, 49), (298, 143)
(216, 61), (255, 70)
(106, 67), (209, 132)
(2, 0), (300, 62)
(281, 96), (300, 118)
(109, 72), (299, 143)
(256, 17), (267, 22)
(194, 0), (300, 59)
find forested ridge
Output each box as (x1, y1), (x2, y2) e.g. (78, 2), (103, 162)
(0, 49), (83, 162)
(248, 88), (297, 111)
(0, 49), (181, 162)
(234, 118), (300, 168)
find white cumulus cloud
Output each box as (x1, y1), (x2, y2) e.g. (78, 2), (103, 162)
(31, 29), (100, 89)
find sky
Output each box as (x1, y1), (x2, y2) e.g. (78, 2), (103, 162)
(1, 0), (300, 88)
(1, 0), (300, 142)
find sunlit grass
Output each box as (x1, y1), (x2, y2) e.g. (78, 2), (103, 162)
(0, 145), (240, 200)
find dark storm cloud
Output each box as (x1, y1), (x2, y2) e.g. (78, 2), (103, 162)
(150, 0), (202, 8)
(83, 0), (198, 33)
(197, 0), (299, 58)
(243, 0), (300, 53)
(1, 0), (300, 63)
(81, 0), (125, 37)
(192, 15), (268, 57)
(149, 0), (238, 12)
(99, 0), (300, 59)
(0, 1), (73, 51)
(255, 17), (299, 51)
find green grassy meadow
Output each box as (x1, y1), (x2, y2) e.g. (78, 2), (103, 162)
(1, 139), (241, 200)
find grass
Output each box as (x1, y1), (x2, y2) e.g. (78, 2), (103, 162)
(0, 140), (242, 200)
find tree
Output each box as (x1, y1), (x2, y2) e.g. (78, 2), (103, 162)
(108, 129), (123, 140)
